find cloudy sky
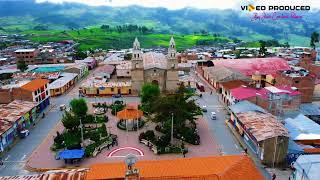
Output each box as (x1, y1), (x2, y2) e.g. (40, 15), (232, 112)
(36, 0), (320, 10)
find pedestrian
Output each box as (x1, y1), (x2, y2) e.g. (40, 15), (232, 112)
(0, 158), (3, 166)
(272, 173), (276, 180)
(210, 91), (212, 95)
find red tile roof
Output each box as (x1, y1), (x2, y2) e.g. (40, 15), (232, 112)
(230, 86), (264, 100)
(21, 79), (49, 91)
(117, 107), (143, 120)
(86, 155), (264, 180)
(213, 57), (290, 76)
(231, 85), (301, 100)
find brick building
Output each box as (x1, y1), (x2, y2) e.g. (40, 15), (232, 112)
(299, 51), (320, 78)
(230, 85), (301, 116)
(14, 49), (38, 65)
(275, 67), (315, 103)
(0, 79), (50, 112)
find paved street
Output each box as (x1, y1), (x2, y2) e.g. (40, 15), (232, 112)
(196, 92), (243, 155)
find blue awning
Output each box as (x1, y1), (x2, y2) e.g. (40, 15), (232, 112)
(58, 149), (85, 159)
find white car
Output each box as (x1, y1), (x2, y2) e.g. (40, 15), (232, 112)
(211, 112), (217, 120)
(202, 105), (207, 112)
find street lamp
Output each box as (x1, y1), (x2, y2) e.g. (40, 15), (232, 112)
(171, 112), (174, 144)
(79, 117), (84, 143)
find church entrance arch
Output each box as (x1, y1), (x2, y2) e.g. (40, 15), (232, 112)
(152, 80), (159, 86)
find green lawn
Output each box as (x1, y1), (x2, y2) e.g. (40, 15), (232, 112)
(24, 28), (231, 51)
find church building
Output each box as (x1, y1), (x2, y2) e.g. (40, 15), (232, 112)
(131, 37), (179, 93)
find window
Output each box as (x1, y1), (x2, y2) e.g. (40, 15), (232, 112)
(111, 88), (114, 92)
(34, 91), (38, 95)
(38, 89), (40, 94)
(295, 80), (300, 84)
(154, 69), (156, 73)
(45, 84), (47, 89)
(46, 91), (48, 95)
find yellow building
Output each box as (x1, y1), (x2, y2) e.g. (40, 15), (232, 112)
(49, 73), (78, 96)
(80, 77), (132, 96)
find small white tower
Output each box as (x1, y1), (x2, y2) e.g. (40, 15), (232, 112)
(132, 37), (143, 69)
(168, 36), (176, 59)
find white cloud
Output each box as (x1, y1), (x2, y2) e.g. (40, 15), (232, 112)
(36, 0), (320, 10)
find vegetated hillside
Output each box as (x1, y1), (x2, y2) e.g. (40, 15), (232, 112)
(25, 28), (231, 50)
(0, 0), (319, 46)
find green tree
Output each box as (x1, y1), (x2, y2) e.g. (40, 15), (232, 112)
(17, 60), (28, 72)
(70, 98), (88, 118)
(61, 111), (80, 131)
(140, 83), (160, 113)
(310, 32), (319, 49)
(73, 51), (87, 60)
(259, 40), (267, 57)
(151, 85), (202, 132)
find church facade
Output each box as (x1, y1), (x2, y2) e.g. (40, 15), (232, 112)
(131, 37), (179, 93)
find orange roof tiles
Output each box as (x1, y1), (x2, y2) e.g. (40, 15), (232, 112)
(86, 155), (264, 180)
(117, 107), (143, 120)
(21, 79), (49, 91)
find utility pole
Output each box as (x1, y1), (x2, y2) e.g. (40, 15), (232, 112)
(171, 112), (174, 144)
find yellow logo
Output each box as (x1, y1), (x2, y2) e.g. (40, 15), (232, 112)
(248, 4), (255, 12)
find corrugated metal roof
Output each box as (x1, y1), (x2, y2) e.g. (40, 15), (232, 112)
(229, 100), (267, 114)
(48, 73), (78, 89)
(299, 104), (320, 116)
(294, 155), (320, 180)
(285, 114), (320, 140)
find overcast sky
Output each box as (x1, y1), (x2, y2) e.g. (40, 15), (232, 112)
(36, 0), (320, 10)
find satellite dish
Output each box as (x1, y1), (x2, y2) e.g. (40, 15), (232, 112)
(125, 154), (138, 169)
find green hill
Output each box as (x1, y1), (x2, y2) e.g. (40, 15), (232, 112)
(25, 28), (231, 50)
(1, 1), (319, 47)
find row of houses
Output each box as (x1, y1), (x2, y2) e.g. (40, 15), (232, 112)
(197, 54), (320, 169)
(0, 100), (37, 152)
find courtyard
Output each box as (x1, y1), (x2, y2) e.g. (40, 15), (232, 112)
(26, 99), (220, 170)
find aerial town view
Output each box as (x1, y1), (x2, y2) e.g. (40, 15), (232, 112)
(0, 0), (320, 179)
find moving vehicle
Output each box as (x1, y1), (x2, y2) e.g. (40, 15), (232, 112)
(60, 104), (66, 111)
(211, 112), (217, 120)
(202, 105), (207, 112)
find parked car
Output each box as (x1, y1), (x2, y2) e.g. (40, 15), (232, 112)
(211, 112), (217, 120)
(202, 105), (208, 112)
(19, 129), (30, 138)
(60, 104), (66, 111)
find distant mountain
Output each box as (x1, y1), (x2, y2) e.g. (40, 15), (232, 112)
(0, 0), (319, 46)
